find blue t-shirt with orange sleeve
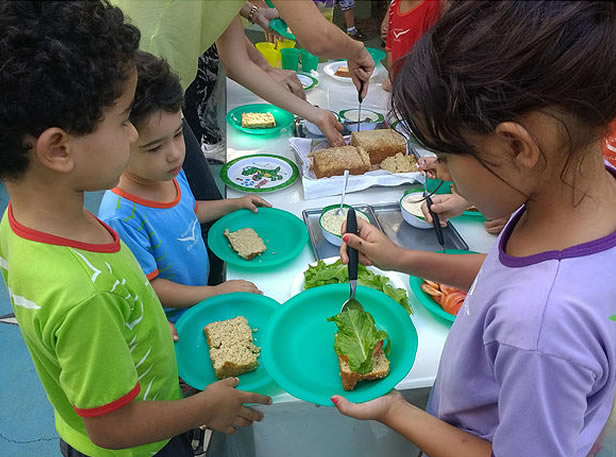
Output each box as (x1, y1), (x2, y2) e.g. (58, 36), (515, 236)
(98, 170), (210, 322)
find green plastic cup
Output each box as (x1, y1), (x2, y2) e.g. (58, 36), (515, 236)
(280, 48), (300, 71)
(300, 49), (319, 72)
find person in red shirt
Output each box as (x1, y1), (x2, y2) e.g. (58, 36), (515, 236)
(384, 0), (443, 91)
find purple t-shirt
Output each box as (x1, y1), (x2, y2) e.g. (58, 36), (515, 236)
(428, 181), (616, 456)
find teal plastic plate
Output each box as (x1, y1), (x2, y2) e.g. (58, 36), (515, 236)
(174, 293), (280, 393)
(207, 207), (308, 270)
(409, 249), (476, 323)
(366, 47), (386, 63)
(226, 103), (294, 136)
(269, 17), (296, 41)
(262, 284), (418, 406)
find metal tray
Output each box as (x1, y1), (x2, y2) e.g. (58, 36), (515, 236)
(302, 205), (383, 259)
(371, 203), (468, 252)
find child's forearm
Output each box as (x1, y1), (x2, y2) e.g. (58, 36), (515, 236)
(83, 393), (215, 449)
(383, 401), (492, 457)
(396, 250), (485, 290)
(150, 277), (218, 308)
(195, 199), (240, 223)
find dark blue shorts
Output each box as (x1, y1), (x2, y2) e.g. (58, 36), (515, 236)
(60, 432), (193, 457)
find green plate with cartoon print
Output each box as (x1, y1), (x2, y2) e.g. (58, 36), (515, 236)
(226, 103), (294, 136)
(221, 154), (299, 194)
(409, 249), (477, 323)
(207, 207), (308, 270)
(261, 284), (418, 406)
(174, 292), (281, 395)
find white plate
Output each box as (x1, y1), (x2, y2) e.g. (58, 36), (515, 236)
(323, 61), (381, 83)
(296, 72), (318, 91)
(290, 256), (409, 307)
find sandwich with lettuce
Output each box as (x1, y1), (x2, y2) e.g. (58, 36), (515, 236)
(327, 300), (391, 391)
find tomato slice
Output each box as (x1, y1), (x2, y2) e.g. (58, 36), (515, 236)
(441, 291), (467, 315)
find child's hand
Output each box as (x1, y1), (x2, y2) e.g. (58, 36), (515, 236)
(382, 75), (392, 92)
(339, 217), (402, 271)
(215, 280), (263, 295)
(199, 377), (271, 434)
(331, 390), (405, 423)
(484, 217), (507, 234)
(236, 196), (272, 213)
(421, 193), (469, 226)
(168, 321), (179, 342)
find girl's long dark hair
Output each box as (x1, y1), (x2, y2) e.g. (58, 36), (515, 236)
(393, 1), (616, 159)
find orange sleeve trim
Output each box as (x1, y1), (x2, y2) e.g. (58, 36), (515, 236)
(73, 382), (141, 418)
(111, 179), (181, 209)
(146, 269), (160, 280)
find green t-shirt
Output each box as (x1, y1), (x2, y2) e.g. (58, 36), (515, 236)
(0, 207), (182, 457)
(112, 0), (245, 86)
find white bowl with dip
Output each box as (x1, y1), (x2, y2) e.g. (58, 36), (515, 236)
(338, 109), (384, 131)
(319, 204), (371, 246)
(304, 110), (340, 137)
(400, 191), (432, 229)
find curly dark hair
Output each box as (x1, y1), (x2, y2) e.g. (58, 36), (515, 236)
(0, 0), (140, 180)
(393, 0), (616, 159)
(130, 51), (184, 129)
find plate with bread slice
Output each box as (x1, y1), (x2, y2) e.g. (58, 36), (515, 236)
(323, 60), (382, 83)
(174, 292), (281, 394)
(226, 103), (294, 135)
(207, 207), (309, 270)
(262, 283), (418, 405)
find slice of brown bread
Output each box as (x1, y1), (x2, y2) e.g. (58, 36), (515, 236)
(338, 346), (390, 391)
(204, 316), (260, 379)
(350, 129), (406, 165)
(312, 145), (371, 178)
(224, 228), (266, 260)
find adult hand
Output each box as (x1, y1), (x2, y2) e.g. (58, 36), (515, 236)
(420, 193), (469, 226)
(483, 217), (507, 234)
(266, 67), (306, 99)
(215, 280), (263, 295)
(311, 108), (344, 146)
(418, 157), (451, 181)
(332, 390), (404, 423)
(347, 45), (374, 100)
(339, 216), (401, 271)
(200, 378), (271, 434)
(253, 6), (279, 33)
(236, 195), (272, 212)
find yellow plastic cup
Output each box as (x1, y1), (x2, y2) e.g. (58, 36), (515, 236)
(276, 38), (296, 50)
(256, 42), (281, 68)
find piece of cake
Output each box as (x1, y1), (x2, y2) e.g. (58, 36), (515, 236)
(204, 316), (260, 379)
(311, 145), (371, 178)
(241, 112), (276, 129)
(350, 129), (407, 165)
(334, 65), (351, 77)
(224, 228), (267, 260)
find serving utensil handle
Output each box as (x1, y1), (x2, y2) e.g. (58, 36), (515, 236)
(346, 207), (358, 282)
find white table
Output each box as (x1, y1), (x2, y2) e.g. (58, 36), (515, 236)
(220, 64), (497, 456)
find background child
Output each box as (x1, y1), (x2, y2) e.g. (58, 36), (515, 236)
(98, 51), (268, 325)
(334, 2), (616, 457)
(383, 0), (443, 91)
(0, 2), (270, 456)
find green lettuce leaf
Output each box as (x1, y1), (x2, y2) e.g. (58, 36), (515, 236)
(304, 259), (413, 313)
(327, 300), (391, 374)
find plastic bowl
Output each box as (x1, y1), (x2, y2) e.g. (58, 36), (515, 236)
(400, 192), (432, 229)
(339, 109), (384, 132)
(304, 111), (339, 137)
(319, 204), (371, 246)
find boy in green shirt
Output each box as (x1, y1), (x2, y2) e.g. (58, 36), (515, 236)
(0, 2), (271, 457)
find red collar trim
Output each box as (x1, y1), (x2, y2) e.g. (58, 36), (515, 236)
(111, 179), (181, 209)
(8, 202), (121, 253)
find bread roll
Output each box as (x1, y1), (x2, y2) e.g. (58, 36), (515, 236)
(312, 145), (370, 178)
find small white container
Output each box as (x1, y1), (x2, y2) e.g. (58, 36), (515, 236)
(400, 192), (432, 229)
(339, 109), (384, 132)
(319, 204), (370, 246)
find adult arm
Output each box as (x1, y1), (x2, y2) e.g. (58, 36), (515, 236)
(217, 16), (344, 145)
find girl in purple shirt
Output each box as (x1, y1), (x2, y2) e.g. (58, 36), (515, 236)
(333, 2), (616, 457)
